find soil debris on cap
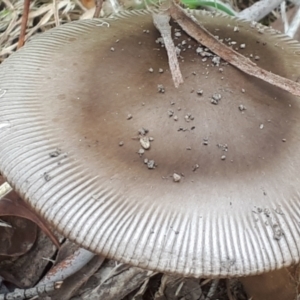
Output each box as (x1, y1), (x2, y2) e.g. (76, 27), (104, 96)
(193, 164), (199, 171)
(211, 93), (222, 105)
(140, 136), (150, 149)
(138, 148), (145, 156)
(157, 84), (165, 93)
(197, 89), (203, 95)
(119, 141), (124, 146)
(49, 148), (62, 157)
(147, 160), (155, 169)
(173, 173), (181, 182)
(44, 172), (51, 181)
(203, 139), (208, 145)
(138, 128), (149, 135)
(212, 56), (220, 66)
(127, 114), (133, 120)
(238, 104), (246, 111)
(168, 110), (174, 117)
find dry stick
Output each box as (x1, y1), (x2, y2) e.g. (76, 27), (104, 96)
(93, 0), (104, 18)
(0, 281), (63, 300)
(17, 0), (30, 49)
(169, 2), (300, 97)
(153, 13), (183, 88)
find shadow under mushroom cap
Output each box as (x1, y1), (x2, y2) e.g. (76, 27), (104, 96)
(0, 9), (300, 277)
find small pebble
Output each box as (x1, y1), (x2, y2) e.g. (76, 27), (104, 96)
(149, 68), (154, 73)
(138, 148), (145, 155)
(241, 88), (245, 93)
(157, 84), (165, 93)
(140, 136), (150, 149)
(159, 68), (164, 73)
(173, 115), (178, 121)
(240, 44), (246, 49)
(173, 173), (181, 182)
(193, 164), (199, 171)
(138, 128), (149, 135)
(282, 138), (286, 142)
(197, 89), (203, 95)
(147, 160), (155, 169)
(260, 124), (264, 129)
(127, 114), (133, 120)
(221, 155), (226, 160)
(119, 141), (124, 146)
(168, 110), (174, 117)
(238, 104), (246, 111)
(110, 47), (115, 52)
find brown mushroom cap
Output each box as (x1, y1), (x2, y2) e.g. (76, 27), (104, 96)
(0, 10), (300, 277)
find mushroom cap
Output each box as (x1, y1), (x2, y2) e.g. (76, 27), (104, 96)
(0, 10), (300, 277)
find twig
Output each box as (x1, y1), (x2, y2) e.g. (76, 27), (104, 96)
(238, 0), (283, 21)
(38, 248), (96, 285)
(205, 279), (219, 299)
(168, 2), (300, 97)
(81, 262), (154, 300)
(226, 279), (235, 300)
(286, 5), (300, 38)
(152, 12), (183, 88)
(17, 0), (30, 49)
(0, 182), (12, 200)
(93, 0), (103, 18)
(53, 0), (60, 27)
(0, 281), (62, 300)
(280, 1), (289, 33)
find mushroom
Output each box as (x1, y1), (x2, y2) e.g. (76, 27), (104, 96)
(0, 9), (300, 299)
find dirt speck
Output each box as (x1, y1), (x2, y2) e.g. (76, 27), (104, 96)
(193, 164), (199, 171)
(49, 148), (61, 157)
(119, 141), (124, 146)
(140, 136), (150, 149)
(43, 172), (51, 181)
(211, 93), (221, 105)
(173, 173), (181, 182)
(127, 114), (133, 120)
(147, 160), (155, 169)
(238, 104), (246, 111)
(157, 84), (165, 93)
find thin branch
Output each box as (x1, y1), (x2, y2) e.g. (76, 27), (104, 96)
(286, 5), (300, 38)
(169, 2), (300, 97)
(152, 12), (183, 88)
(0, 281), (62, 300)
(93, 0), (103, 18)
(17, 0), (30, 49)
(238, 0), (283, 21)
(38, 248), (96, 285)
(0, 182), (13, 200)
